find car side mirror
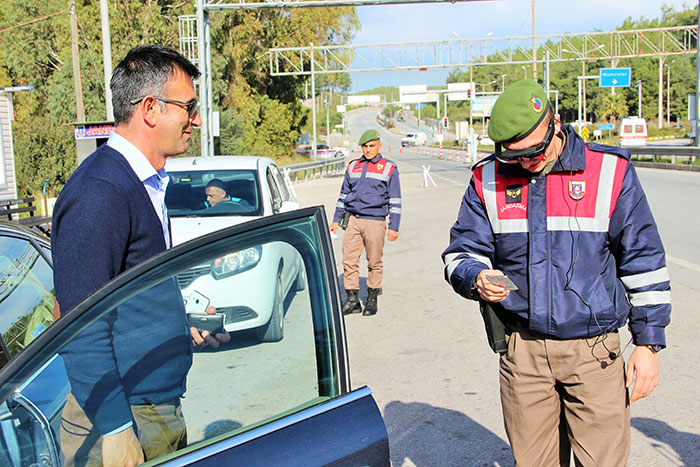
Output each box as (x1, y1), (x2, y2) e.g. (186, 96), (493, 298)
(279, 200), (300, 213)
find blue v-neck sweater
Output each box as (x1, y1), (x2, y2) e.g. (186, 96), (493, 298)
(52, 145), (193, 434)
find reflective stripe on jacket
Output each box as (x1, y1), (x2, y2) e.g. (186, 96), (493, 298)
(333, 154), (402, 231)
(442, 126), (670, 345)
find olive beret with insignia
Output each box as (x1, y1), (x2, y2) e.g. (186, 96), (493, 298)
(488, 79), (551, 143)
(359, 129), (380, 145)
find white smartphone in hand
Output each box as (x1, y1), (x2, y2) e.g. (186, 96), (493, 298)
(185, 290), (210, 314)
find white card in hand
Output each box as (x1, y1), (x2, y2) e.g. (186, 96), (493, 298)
(485, 275), (518, 290)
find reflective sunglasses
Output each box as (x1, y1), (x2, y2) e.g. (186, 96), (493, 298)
(130, 96), (199, 119)
(495, 117), (556, 164)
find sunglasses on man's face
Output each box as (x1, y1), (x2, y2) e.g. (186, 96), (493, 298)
(495, 117), (556, 164)
(130, 96), (199, 119)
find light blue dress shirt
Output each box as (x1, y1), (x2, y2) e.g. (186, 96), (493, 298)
(107, 132), (171, 248)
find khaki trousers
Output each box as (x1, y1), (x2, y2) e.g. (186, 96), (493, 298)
(499, 329), (630, 467)
(60, 393), (187, 467)
(342, 216), (387, 290)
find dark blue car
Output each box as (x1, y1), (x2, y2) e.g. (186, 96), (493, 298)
(0, 207), (389, 466)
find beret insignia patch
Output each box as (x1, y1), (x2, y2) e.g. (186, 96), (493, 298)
(531, 97), (543, 113)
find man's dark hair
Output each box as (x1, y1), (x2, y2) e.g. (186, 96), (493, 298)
(206, 179), (228, 192)
(111, 45), (200, 125)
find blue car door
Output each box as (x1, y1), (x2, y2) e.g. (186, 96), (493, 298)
(0, 206), (389, 466)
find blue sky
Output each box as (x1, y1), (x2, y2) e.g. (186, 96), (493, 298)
(349, 0), (694, 92)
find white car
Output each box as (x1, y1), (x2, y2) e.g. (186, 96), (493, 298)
(165, 156), (303, 342)
(401, 133), (427, 147)
(296, 143), (347, 159)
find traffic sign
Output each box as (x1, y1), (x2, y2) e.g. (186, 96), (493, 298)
(580, 127), (590, 139)
(598, 123), (614, 131)
(599, 68), (631, 88)
(416, 104), (424, 109)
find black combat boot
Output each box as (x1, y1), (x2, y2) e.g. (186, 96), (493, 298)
(363, 288), (380, 316)
(342, 289), (362, 315)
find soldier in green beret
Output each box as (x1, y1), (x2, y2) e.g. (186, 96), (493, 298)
(442, 79), (670, 465)
(330, 129), (402, 316)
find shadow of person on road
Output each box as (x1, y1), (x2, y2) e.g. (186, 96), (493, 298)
(383, 400), (513, 466)
(631, 417), (700, 465)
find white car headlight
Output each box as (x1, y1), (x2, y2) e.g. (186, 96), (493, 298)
(211, 246), (262, 279)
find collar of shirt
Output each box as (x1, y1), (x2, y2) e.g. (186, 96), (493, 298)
(107, 131), (171, 248)
(549, 125), (585, 173)
(360, 154), (383, 163)
(107, 132), (170, 190)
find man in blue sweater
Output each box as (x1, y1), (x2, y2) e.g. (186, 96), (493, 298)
(329, 129), (402, 316)
(52, 45), (227, 466)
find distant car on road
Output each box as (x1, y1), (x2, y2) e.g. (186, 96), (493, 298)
(401, 133), (427, 147)
(296, 143), (347, 159)
(165, 156), (304, 342)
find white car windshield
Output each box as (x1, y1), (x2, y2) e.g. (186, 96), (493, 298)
(166, 169), (263, 217)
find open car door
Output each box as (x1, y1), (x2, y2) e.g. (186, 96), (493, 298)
(0, 206), (389, 466)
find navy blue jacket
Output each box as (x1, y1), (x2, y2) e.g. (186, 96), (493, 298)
(52, 144), (192, 434)
(442, 127), (670, 345)
(332, 154), (402, 231)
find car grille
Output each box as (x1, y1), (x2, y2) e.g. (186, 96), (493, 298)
(178, 265), (211, 289)
(218, 306), (258, 324)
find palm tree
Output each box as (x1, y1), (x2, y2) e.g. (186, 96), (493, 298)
(601, 93), (629, 126)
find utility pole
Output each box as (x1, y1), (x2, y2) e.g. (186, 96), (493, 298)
(326, 92), (330, 143)
(658, 56), (664, 129)
(637, 80), (642, 118)
(531, 0), (537, 82)
(469, 45), (473, 128)
(69, 0), (85, 122)
(100, 0), (114, 121)
(667, 62), (671, 126)
(696, 0), (700, 147)
(582, 61), (586, 123)
(310, 43), (317, 159)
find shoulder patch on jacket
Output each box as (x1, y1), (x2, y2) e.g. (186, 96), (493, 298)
(585, 143), (631, 160)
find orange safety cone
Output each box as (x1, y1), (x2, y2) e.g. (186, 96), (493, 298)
(400, 145), (403, 154)
(388, 144), (391, 153)
(456, 151), (460, 163)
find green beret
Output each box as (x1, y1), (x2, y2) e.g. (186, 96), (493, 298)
(488, 79), (550, 143)
(359, 129), (380, 145)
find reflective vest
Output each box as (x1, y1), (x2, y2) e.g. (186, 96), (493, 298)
(333, 154), (402, 231)
(442, 127), (670, 344)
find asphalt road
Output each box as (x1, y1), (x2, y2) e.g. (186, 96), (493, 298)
(293, 108), (700, 466)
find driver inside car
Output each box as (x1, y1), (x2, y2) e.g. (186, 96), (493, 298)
(205, 179), (252, 210)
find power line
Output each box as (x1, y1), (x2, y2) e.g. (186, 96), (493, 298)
(0, 8), (69, 35)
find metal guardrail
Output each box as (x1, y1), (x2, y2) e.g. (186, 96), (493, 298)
(282, 155), (346, 183)
(628, 146), (699, 168)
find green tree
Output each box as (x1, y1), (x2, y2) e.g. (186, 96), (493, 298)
(600, 92), (629, 125)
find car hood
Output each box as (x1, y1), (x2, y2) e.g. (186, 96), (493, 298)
(170, 215), (261, 246)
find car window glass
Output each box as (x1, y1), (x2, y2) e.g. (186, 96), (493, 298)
(0, 212), (341, 466)
(166, 169), (263, 217)
(266, 169), (282, 211)
(269, 165), (290, 201)
(0, 236), (54, 359)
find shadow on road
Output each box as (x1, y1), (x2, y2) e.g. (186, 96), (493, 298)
(632, 417), (700, 465)
(383, 400), (513, 466)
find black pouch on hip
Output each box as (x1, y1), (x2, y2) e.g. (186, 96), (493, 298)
(479, 300), (507, 354)
(340, 211), (351, 230)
